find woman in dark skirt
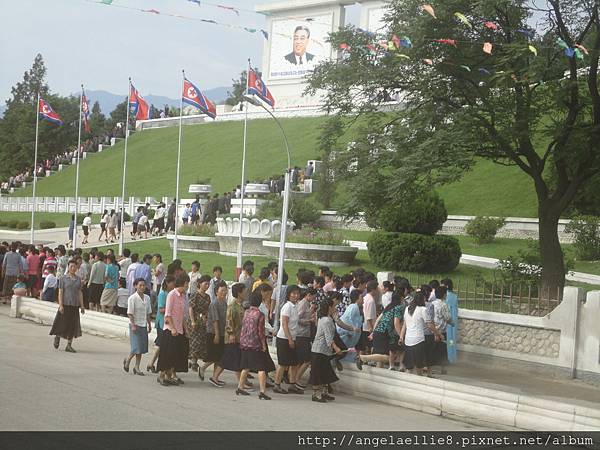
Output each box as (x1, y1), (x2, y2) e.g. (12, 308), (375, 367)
(309, 298), (342, 403)
(156, 273), (190, 386)
(200, 281), (228, 387)
(50, 260), (85, 353)
(187, 274), (211, 372)
(238, 292), (273, 399)
(214, 283), (250, 390)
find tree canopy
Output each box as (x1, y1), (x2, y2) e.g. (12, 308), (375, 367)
(307, 0), (600, 291)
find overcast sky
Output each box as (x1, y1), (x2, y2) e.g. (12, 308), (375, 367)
(0, 0), (302, 102)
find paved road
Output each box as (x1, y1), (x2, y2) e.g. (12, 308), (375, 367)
(0, 310), (483, 431)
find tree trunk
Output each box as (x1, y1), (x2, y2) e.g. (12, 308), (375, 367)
(538, 206), (565, 297)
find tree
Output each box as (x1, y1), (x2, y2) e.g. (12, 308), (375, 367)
(108, 98), (128, 130)
(225, 70), (247, 107)
(87, 101), (106, 137)
(316, 116), (344, 208)
(0, 54), (78, 178)
(307, 0), (600, 293)
(6, 53), (48, 107)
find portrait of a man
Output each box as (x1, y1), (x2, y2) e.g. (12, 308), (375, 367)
(284, 25), (315, 65)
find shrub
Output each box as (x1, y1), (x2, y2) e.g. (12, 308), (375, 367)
(564, 215), (600, 261)
(285, 226), (347, 246)
(39, 220), (57, 229)
(178, 224), (216, 237)
(368, 231), (462, 273)
(465, 216), (506, 244)
(366, 190), (447, 235)
(16, 221), (29, 230)
(7, 219), (19, 229)
(0, 219), (6, 227)
(123, 211), (131, 222)
(258, 196), (322, 229)
(497, 240), (573, 284)
(146, 209), (156, 220)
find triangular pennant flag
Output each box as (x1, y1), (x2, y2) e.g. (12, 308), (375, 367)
(434, 39), (457, 47)
(575, 44), (588, 55)
(422, 4), (436, 19)
(454, 12), (472, 28)
(483, 42), (493, 54)
(528, 45), (538, 56)
(484, 21), (498, 30)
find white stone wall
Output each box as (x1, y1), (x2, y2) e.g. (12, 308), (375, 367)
(459, 318), (560, 359)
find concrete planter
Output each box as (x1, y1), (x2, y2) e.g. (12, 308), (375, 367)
(262, 240), (358, 265)
(166, 234), (219, 253)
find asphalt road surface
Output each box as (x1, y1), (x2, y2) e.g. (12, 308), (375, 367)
(0, 310), (483, 431)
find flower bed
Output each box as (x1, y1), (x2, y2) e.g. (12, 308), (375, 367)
(285, 227), (348, 246)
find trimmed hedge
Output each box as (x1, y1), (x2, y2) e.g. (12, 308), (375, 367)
(40, 220), (57, 229)
(7, 219), (19, 229)
(366, 190), (448, 235)
(16, 221), (29, 230)
(368, 231), (462, 273)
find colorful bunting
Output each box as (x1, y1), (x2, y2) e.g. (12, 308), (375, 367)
(484, 21), (498, 30)
(397, 54), (411, 60)
(556, 38), (569, 49)
(460, 65), (471, 72)
(339, 43), (350, 50)
(422, 4), (437, 19)
(144, 9), (160, 14)
(391, 35), (401, 49)
(575, 44), (589, 55)
(479, 68), (491, 75)
(400, 36), (412, 48)
(188, 0), (201, 5)
(483, 42), (492, 54)
(434, 39), (457, 47)
(217, 5), (239, 16)
(574, 48), (584, 60)
(528, 45), (538, 56)
(565, 47), (575, 58)
(260, 29), (269, 40)
(100, 0), (114, 4)
(423, 58), (434, 65)
(454, 12), (472, 28)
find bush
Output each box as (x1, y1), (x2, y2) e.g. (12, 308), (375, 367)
(7, 219), (19, 229)
(465, 216), (506, 244)
(366, 190), (447, 235)
(147, 209), (155, 220)
(498, 240), (573, 284)
(258, 196), (322, 229)
(368, 231), (462, 273)
(39, 220), (57, 229)
(178, 224), (216, 237)
(16, 221), (29, 230)
(0, 219), (6, 227)
(565, 215), (600, 261)
(123, 211), (131, 222)
(285, 226), (347, 246)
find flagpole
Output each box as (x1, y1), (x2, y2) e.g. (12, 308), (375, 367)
(173, 70), (185, 260)
(235, 59), (251, 281)
(73, 85), (84, 250)
(118, 78), (131, 256)
(30, 92), (41, 245)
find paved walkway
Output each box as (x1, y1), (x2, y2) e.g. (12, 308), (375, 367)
(0, 306), (484, 431)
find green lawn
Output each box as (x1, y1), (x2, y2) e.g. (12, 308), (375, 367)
(14, 117), (337, 198)
(8, 115), (541, 217)
(0, 212), (101, 229)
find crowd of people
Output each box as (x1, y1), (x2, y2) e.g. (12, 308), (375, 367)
(1, 240), (459, 402)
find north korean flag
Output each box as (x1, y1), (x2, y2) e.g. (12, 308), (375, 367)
(82, 91), (91, 133)
(38, 99), (63, 125)
(247, 68), (275, 108)
(182, 78), (217, 119)
(129, 84), (152, 120)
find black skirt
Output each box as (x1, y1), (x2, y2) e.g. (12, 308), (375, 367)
(276, 337), (297, 367)
(404, 341), (426, 370)
(157, 332), (189, 372)
(240, 348), (276, 372)
(295, 336), (312, 363)
(308, 352), (339, 386)
(219, 343), (241, 372)
(49, 305), (82, 340)
(154, 326), (164, 346)
(205, 333), (225, 363)
(425, 333), (448, 366)
(372, 331), (390, 355)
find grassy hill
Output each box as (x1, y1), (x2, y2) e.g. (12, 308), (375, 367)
(12, 116), (539, 217)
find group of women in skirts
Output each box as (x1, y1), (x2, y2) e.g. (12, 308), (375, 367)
(47, 255), (458, 403)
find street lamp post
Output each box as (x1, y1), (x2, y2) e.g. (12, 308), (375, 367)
(243, 95), (291, 304)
